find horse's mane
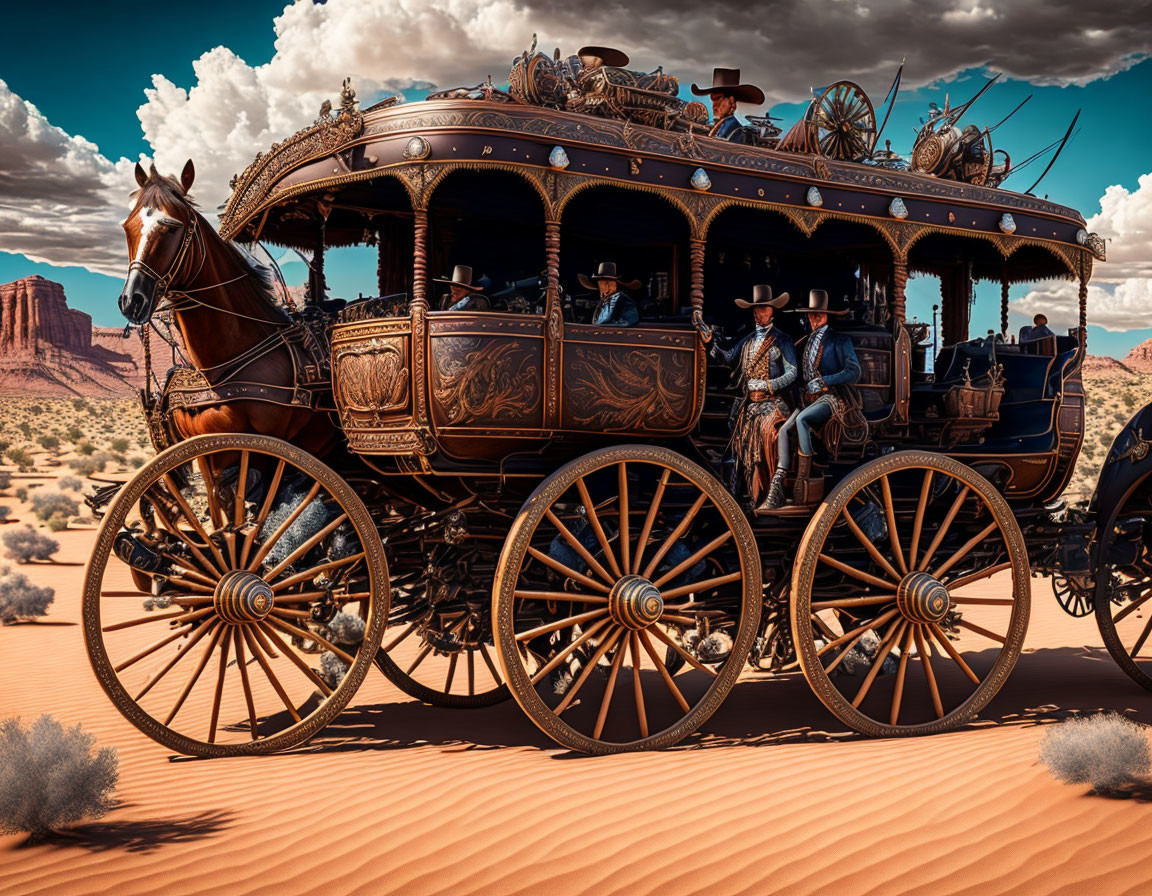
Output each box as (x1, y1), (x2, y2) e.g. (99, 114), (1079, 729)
(134, 171), (286, 315)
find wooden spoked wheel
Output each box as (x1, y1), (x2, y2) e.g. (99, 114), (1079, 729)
(493, 445), (761, 753)
(811, 80), (876, 162)
(791, 451), (1030, 737)
(376, 605), (509, 708)
(1094, 478), (1152, 691)
(83, 434), (388, 756)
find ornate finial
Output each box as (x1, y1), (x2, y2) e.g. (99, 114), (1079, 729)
(318, 98), (332, 119)
(339, 77), (358, 114)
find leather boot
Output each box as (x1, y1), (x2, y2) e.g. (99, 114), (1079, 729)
(793, 451), (824, 507)
(755, 468), (789, 514)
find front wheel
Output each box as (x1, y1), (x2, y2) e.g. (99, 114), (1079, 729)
(791, 451), (1030, 737)
(493, 445), (761, 753)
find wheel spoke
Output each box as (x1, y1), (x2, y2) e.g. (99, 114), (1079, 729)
(818, 608), (901, 667)
(233, 626), (260, 739)
(406, 643), (433, 676)
(114, 622), (196, 672)
(382, 621), (418, 653)
(914, 626), (944, 718)
(842, 507), (902, 584)
(555, 628), (624, 716)
(196, 456), (225, 531)
(633, 468), (670, 575)
(889, 625), (915, 725)
(272, 552), (365, 592)
(512, 590), (608, 605)
(248, 482), (322, 572)
(909, 470), (934, 569)
(880, 475), (907, 575)
(818, 553), (895, 590)
(851, 620), (907, 708)
(618, 463), (631, 577)
(163, 623), (226, 726)
(149, 496), (221, 579)
(575, 478), (621, 578)
(955, 618), (1006, 644)
(242, 624), (301, 723)
(103, 605), (215, 633)
(479, 642), (501, 682)
(926, 623), (981, 685)
(1113, 590), (1152, 624)
(944, 561), (1012, 592)
(811, 593), (897, 611)
(266, 616), (356, 666)
(593, 638), (627, 739)
(162, 473), (227, 571)
(258, 622), (334, 696)
(918, 485), (970, 572)
(545, 509), (616, 587)
(467, 651), (475, 696)
(445, 652), (459, 693)
(647, 624), (719, 676)
(526, 546), (610, 593)
(241, 458), (286, 568)
(206, 628), (232, 743)
(630, 631), (648, 738)
(264, 512), (349, 582)
(949, 596), (1014, 606)
(652, 531), (732, 589)
(642, 493), (708, 580)
(515, 607), (609, 642)
(638, 629), (691, 712)
(1130, 613), (1152, 657)
(529, 618), (613, 686)
(932, 522), (999, 579)
(660, 571), (742, 602)
(132, 618), (219, 702)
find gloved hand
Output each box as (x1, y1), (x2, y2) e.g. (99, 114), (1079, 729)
(807, 379), (823, 394)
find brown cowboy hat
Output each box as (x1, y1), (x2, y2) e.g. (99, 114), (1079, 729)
(578, 261), (642, 292)
(577, 46), (630, 67)
(690, 68), (765, 106)
(734, 284), (789, 309)
(789, 288), (850, 316)
(433, 264), (484, 293)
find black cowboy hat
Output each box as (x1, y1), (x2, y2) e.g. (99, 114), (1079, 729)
(789, 288), (850, 316)
(433, 264), (484, 293)
(577, 46), (630, 67)
(578, 261), (642, 292)
(734, 284), (789, 309)
(690, 68), (765, 106)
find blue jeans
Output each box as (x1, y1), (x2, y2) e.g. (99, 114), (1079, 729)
(777, 395), (836, 468)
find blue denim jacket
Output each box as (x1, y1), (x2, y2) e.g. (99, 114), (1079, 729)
(592, 291), (639, 327)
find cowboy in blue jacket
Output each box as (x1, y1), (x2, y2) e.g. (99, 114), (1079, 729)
(771, 289), (862, 509)
(580, 262), (641, 327)
(690, 68), (764, 145)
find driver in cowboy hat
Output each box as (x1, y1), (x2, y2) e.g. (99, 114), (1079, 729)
(691, 67), (765, 145)
(576, 45), (629, 69)
(579, 262), (641, 327)
(434, 265), (490, 312)
(772, 289), (863, 509)
(709, 285), (798, 513)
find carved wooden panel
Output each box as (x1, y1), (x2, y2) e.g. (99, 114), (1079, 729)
(561, 325), (702, 434)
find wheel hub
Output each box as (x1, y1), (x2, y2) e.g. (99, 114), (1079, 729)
(896, 571), (950, 624)
(608, 575), (663, 630)
(214, 569), (275, 624)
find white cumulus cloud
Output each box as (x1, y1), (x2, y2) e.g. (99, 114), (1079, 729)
(1010, 278), (1152, 333)
(1084, 173), (1152, 281)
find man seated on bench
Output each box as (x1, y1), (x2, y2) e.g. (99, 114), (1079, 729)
(1019, 313), (1054, 344)
(435, 265), (491, 311)
(580, 262), (641, 327)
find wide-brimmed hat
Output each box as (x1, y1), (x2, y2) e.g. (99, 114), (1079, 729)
(789, 288), (850, 316)
(578, 261), (642, 291)
(577, 46), (630, 67)
(433, 264), (483, 293)
(734, 284), (789, 309)
(690, 68), (765, 106)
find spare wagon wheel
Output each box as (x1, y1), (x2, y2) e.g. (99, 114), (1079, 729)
(811, 80), (877, 162)
(83, 434), (388, 757)
(1094, 474), (1152, 691)
(492, 445), (761, 754)
(791, 451), (1030, 737)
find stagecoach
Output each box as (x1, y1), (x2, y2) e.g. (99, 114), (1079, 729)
(83, 55), (1152, 756)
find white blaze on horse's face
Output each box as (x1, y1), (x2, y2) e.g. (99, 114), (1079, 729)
(131, 206), (164, 264)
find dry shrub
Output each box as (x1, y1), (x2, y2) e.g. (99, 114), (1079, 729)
(1039, 713), (1151, 792)
(2, 526), (59, 563)
(0, 568), (55, 622)
(0, 471), (10, 493)
(30, 492), (78, 524)
(0, 506), (9, 523)
(56, 476), (83, 492)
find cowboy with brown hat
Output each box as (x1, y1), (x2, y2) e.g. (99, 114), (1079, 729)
(691, 67), (765, 144)
(576, 45), (629, 69)
(579, 262), (642, 327)
(435, 265), (490, 312)
(771, 289), (866, 509)
(710, 285), (798, 512)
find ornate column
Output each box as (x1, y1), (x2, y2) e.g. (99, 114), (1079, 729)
(410, 206), (430, 427)
(890, 250), (908, 326)
(1000, 278), (1010, 338)
(689, 238), (706, 310)
(544, 218), (562, 430)
(1078, 273), (1088, 353)
(411, 208), (429, 311)
(307, 228), (326, 304)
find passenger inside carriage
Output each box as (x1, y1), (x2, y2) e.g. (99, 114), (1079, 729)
(434, 264), (491, 311)
(578, 262), (641, 327)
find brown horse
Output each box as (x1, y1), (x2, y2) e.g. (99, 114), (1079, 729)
(119, 160), (335, 456)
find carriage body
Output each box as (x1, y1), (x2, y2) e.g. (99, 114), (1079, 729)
(87, 74), (1151, 759)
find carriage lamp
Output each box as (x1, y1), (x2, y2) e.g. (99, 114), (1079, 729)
(690, 167), (712, 191)
(549, 145), (570, 169)
(1076, 228), (1088, 245)
(889, 197), (909, 219)
(999, 213), (1017, 234)
(402, 135), (431, 160)
(806, 186), (823, 207)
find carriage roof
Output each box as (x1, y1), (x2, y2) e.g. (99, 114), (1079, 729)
(219, 90), (1104, 290)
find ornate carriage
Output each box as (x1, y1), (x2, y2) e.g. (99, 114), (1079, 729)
(83, 61), (1152, 757)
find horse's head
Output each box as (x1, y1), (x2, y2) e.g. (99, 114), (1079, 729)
(119, 160), (197, 325)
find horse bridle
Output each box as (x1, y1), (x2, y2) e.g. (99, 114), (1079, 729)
(128, 211), (199, 307)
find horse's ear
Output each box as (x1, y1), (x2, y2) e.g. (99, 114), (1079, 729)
(134, 162), (148, 187)
(180, 159), (196, 194)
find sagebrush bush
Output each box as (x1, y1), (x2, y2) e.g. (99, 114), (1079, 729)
(30, 492), (78, 523)
(0, 471), (9, 493)
(0, 568), (54, 622)
(56, 476), (83, 492)
(2, 526), (59, 563)
(6, 448), (34, 471)
(0, 506), (9, 522)
(1039, 713), (1151, 792)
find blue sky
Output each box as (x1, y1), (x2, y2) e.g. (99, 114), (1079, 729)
(1, 2), (1149, 356)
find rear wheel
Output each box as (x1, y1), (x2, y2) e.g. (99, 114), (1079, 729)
(83, 434), (388, 756)
(791, 451), (1030, 736)
(493, 445), (761, 753)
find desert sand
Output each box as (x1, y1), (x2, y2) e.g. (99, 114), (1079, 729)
(2, 385), (1152, 896)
